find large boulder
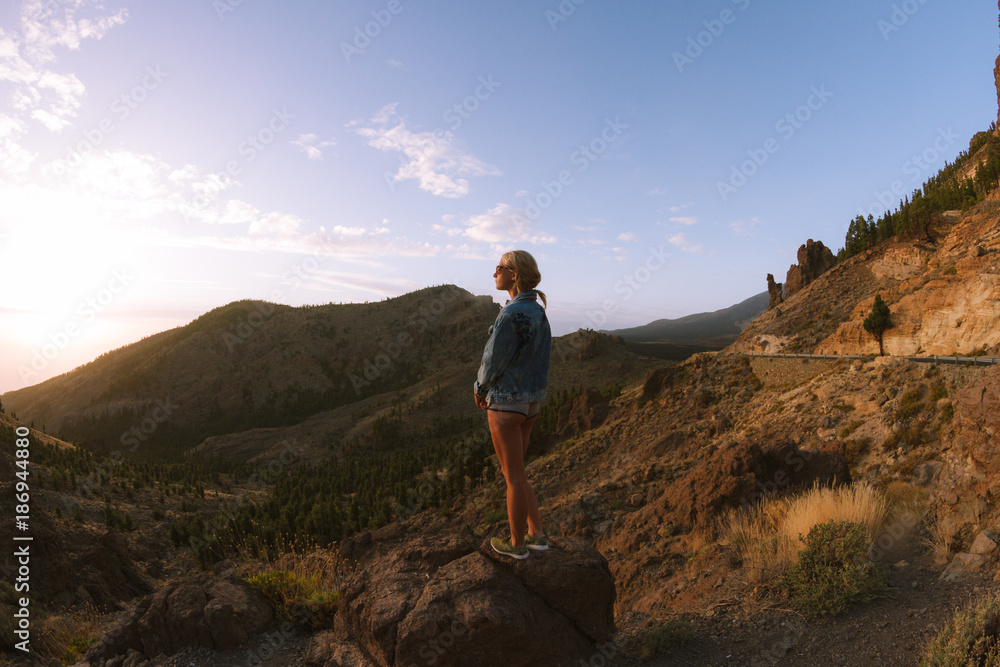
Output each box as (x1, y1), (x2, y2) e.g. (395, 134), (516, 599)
(785, 239), (836, 296)
(83, 573), (275, 665)
(767, 273), (784, 310)
(311, 524), (616, 667)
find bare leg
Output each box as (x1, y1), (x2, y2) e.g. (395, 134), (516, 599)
(488, 410), (543, 547)
(520, 416), (544, 538)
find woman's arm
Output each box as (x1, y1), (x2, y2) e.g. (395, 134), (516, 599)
(474, 310), (522, 400)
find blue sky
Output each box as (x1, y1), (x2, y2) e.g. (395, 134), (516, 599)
(0, 0), (996, 394)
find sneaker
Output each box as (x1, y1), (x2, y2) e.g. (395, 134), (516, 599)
(524, 533), (549, 551)
(490, 537), (529, 560)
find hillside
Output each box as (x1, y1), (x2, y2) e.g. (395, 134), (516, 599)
(607, 292), (769, 360)
(2, 286), (499, 454)
(7, 42), (1000, 666)
(732, 132), (1000, 358)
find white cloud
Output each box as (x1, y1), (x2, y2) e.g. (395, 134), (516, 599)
(669, 202), (694, 212)
(648, 187), (666, 196)
(1, 1), (128, 133)
(356, 103), (500, 198)
(291, 133), (337, 160)
(617, 232), (636, 242)
(731, 216), (762, 237)
(668, 233), (702, 254)
(669, 216), (698, 226)
(250, 212), (303, 237)
(463, 203), (557, 245)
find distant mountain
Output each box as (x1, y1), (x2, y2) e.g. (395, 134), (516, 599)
(2, 286), (662, 461)
(605, 291), (769, 360)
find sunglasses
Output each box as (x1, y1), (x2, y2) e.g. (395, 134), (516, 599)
(495, 265), (513, 273)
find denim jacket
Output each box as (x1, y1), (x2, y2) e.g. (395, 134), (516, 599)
(474, 290), (551, 404)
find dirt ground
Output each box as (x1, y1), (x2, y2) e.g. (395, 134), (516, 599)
(644, 553), (998, 666)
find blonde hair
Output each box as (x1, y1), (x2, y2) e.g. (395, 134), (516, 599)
(501, 250), (547, 308)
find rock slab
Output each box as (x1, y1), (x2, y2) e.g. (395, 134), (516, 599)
(320, 525), (616, 667)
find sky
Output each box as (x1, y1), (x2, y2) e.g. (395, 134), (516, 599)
(0, 0), (997, 395)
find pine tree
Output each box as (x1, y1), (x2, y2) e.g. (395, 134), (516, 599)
(863, 295), (892, 356)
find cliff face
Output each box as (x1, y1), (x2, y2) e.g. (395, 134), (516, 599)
(785, 239), (836, 297)
(815, 199), (1000, 357)
(733, 191), (1000, 358)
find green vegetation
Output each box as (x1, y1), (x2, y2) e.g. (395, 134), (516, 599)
(639, 619), (695, 660)
(245, 570), (338, 628)
(898, 386), (927, 421)
(189, 422), (494, 565)
(839, 130), (1000, 261)
(863, 294), (893, 357)
(920, 594), (1000, 665)
(778, 520), (887, 616)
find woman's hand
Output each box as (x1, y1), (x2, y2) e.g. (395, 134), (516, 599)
(474, 392), (489, 410)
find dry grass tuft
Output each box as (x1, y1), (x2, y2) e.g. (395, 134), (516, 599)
(32, 604), (103, 665)
(724, 482), (894, 585)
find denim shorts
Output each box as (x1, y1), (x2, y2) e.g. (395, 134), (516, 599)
(487, 401), (540, 419)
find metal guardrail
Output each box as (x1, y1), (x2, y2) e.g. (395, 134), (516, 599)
(744, 353), (1000, 366)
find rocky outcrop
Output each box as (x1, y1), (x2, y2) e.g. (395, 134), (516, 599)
(557, 389), (610, 437)
(82, 573), (275, 665)
(785, 239), (836, 296)
(767, 273), (783, 310)
(995, 0), (1000, 130)
(314, 523), (616, 667)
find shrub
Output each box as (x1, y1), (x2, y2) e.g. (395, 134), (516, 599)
(639, 619), (695, 660)
(246, 569), (339, 629)
(779, 520), (887, 616)
(898, 387), (927, 420)
(725, 483), (890, 586)
(921, 595), (1000, 665)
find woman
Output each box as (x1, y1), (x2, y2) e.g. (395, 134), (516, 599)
(474, 250), (552, 559)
